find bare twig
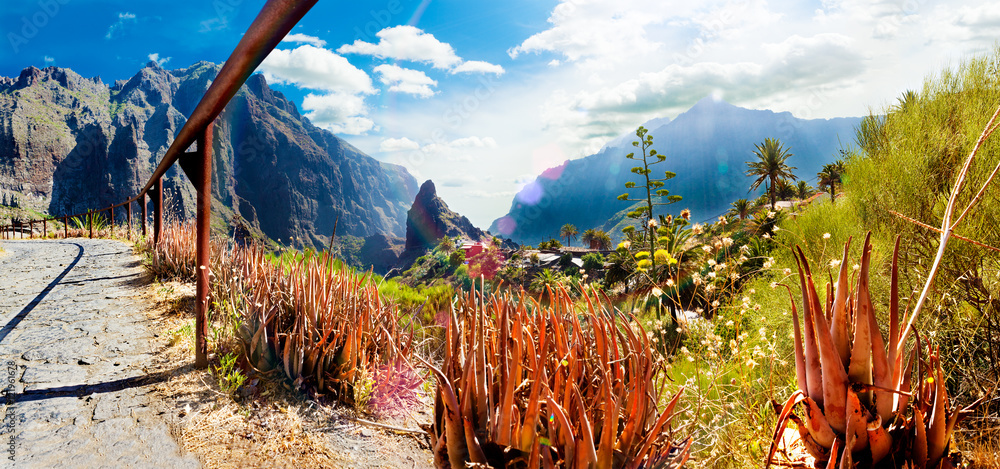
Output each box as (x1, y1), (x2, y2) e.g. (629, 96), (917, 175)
(888, 210), (1000, 253)
(341, 417), (424, 435)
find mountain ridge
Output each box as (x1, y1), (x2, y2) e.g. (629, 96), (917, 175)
(0, 62), (419, 249)
(490, 97), (862, 244)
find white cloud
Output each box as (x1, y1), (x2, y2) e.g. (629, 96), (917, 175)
(147, 53), (170, 66)
(338, 25), (504, 76)
(106, 12), (136, 39)
(508, 1), (675, 66)
(451, 61), (505, 76)
(338, 25), (461, 69)
(43, 56), (54, 64)
(577, 33), (863, 113)
(301, 93), (375, 135)
(449, 136), (497, 148)
(281, 33), (327, 48)
(374, 64), (437, 98)
(379, 137), (421, 152)
(258, 45), (374, 94)
(538, 32), (865, 156)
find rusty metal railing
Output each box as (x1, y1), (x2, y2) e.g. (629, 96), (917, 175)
(0, 0), (318, 368)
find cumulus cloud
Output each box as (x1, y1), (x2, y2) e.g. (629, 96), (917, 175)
(379, 137), (421, 152)
(147, 53), (170, 66)
(508, 1), (675, 65)
(258, 45), (374, 94)
(106, 12), (136, 39)
(338, 25), (504, 75)
(451, 61), (505, 76)
(575, 33), (864, 115)
(281, 33), (327, 48)
(374, 64), (437, 98)
(338, 25), (461, 69)
(301, 92), (375, 135)
(43, 56), (55, 65)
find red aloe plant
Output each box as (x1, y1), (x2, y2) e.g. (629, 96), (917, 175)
(428, 285), (691, 468)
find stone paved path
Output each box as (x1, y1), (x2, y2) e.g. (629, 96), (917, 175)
(0, 239), (199, 468)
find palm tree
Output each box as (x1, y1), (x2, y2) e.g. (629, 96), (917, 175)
(796, 180), (813, 200)
(776, 178), (797, 201)
(560, 224), (579, 247)
(895, 89), (918, 112)
(593, 231), (612, 250)
(730, 198), (752, 220)
(746, 138), (797, 210)
(581, 228), (597, 249)
(817, 163), (841, 203)
(581, 228), (612, 250)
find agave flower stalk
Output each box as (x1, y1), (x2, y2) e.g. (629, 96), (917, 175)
(428, 285), (691, 468)
(767, 234), (984, 468)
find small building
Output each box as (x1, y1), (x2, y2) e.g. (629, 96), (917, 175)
(460, 241), (487, 259)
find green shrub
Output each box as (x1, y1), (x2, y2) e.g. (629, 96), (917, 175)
(581, 252), (605, 271)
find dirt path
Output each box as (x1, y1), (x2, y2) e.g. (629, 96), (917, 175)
(0, 239), (198, 467)
(0, 238), (435, 468)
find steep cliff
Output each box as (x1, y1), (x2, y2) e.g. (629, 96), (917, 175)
(405, 180), (485, 252)
(0, 63), (418, 247)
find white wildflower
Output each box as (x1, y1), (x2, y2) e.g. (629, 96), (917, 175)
(823, 232), (831, 239)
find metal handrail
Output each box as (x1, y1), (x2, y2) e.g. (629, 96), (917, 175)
(0, 0), (319, 368)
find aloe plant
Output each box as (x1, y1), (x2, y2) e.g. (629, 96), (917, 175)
(229, 245), (417, 411)
(767, 234), (984, 468)
(427, 285), (691, 468)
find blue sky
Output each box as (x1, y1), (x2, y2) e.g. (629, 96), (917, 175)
(2, 0), (998, 227)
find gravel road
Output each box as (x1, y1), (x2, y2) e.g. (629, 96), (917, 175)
(0, 239), (199, 468)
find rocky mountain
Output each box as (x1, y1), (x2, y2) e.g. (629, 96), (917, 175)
(341, 180), (490, 274)
(405, 180), (485, 252)
(0, 63), (418, 247)
(490, 97), (862, 244)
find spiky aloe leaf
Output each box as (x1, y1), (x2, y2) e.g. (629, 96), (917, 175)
(830, 238), (853, 370)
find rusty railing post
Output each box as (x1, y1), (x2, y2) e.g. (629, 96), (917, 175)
(109, 205), (114, 237)
(127, 201), (133, 240)
(153, 179), (163, 246)
(194, 122), (213, 369)
(28, 221), (33, 239)
(88, 210), (93, 238)
(140, 193), (147, 238)
(42, 219), (46, 238)
(63, 216), (68, 238)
